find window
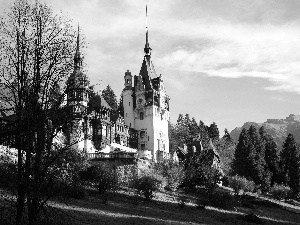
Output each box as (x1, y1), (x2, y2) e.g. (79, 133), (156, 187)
(140, 131), (145, 138)
(148, 136), (149, 141)
(140, 112), (144, 120)
(141, 144), (145, 150)
(102, 125), (107, 137)
(129, 102), (130, 106)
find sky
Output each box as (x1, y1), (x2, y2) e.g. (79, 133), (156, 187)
(1, 0), (300, 133)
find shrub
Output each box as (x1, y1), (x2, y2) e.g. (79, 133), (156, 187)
(80, 164), (119, 194)
(115, 164), (138, 188)
(154, 159), (184, 191)
(96, 164), (119, 194)
(270, 183), (290, 200)
(132, 175), (161, 200)
(228, 175), (255, 195)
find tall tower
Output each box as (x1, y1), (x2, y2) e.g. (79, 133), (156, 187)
(66, 25), (90, 118)
(122, 70), (135, 128)
(122, 4), (170, 162)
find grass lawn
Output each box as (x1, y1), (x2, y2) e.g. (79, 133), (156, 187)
(1, 187), (300, 225)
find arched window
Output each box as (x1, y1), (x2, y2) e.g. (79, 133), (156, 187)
(140, 112), (144, 120)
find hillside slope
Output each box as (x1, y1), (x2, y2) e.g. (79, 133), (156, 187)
(230, 114), (300, 150)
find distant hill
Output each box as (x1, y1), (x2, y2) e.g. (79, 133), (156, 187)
(230, 114), (300, 150)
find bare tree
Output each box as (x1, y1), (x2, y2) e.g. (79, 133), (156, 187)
(0, 0), (86, 224)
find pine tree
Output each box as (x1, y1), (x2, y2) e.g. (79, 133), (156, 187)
(102, 85), (118, 110)
(259, 126), (280, 184)
(233, 126), (267, 185)
(281, 134), (297, 184)
(248, 125), (266, 185)
(175, 114), (189, 148)
(208, 122), (219, 141)
(102, 85), (118, 121)
(281, 134), (300, 196)
(289, 145), (300, 197)
(189, 117), (199, 138)
(223, 128), (233, 143)
(233, 128), (249, 177)
(199, 120), (210, 148)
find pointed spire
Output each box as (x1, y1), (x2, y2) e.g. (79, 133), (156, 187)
(74, 24), (82, 70)
(144, 2), (151, 56)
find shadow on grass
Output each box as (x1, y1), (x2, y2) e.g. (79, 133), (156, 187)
(1, 188), (300, 225)
(48, 188), (300, 225)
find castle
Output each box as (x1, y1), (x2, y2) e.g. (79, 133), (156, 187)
(64, 24), (170, 162)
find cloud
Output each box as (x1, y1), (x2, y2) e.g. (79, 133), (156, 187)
(157, 20), (300, 94)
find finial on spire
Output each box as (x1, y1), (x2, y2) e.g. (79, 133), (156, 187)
(144, 2), (151, 56)
(74, 23), (82, 69)
(76, 23), (80, 52)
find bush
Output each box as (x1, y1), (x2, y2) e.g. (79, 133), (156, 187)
(180, 151), (222, 195)
(115, 164), (138, 188)
(96, 164), (119, 194)
(154, 159), (184, 191)
(270, 183), (290, 200)
(228, 175), (255, 195)
(80, 164), (119, 194)
(132, 175), (161, 200)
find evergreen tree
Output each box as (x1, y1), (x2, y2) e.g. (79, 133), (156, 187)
(289, 146), (300, 197)
(281, 134), (297, 184)
(189, 117), (199, 139)
(281, 134), (300, 196)
(208, 122), (220, 141)
(102, 85), (118, 110)
(199, 120), (210, 148)
(233, 128), (249, 177)
(247, 125), (266, 185)
(223, 128), (233, 143)
(259, 126), (280, 184)
(175, 114), (189, 148)
(233, 126), (267, 185)
(102, 85), (118, 121)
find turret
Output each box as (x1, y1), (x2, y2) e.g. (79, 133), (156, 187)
(124, 70), (132, 90)
(122, 70), (134, 128)
(66, 25), (89, 118)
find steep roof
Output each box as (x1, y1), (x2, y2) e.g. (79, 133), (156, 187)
(100, 96), (112, 110)
(139, 56), (157, 91)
